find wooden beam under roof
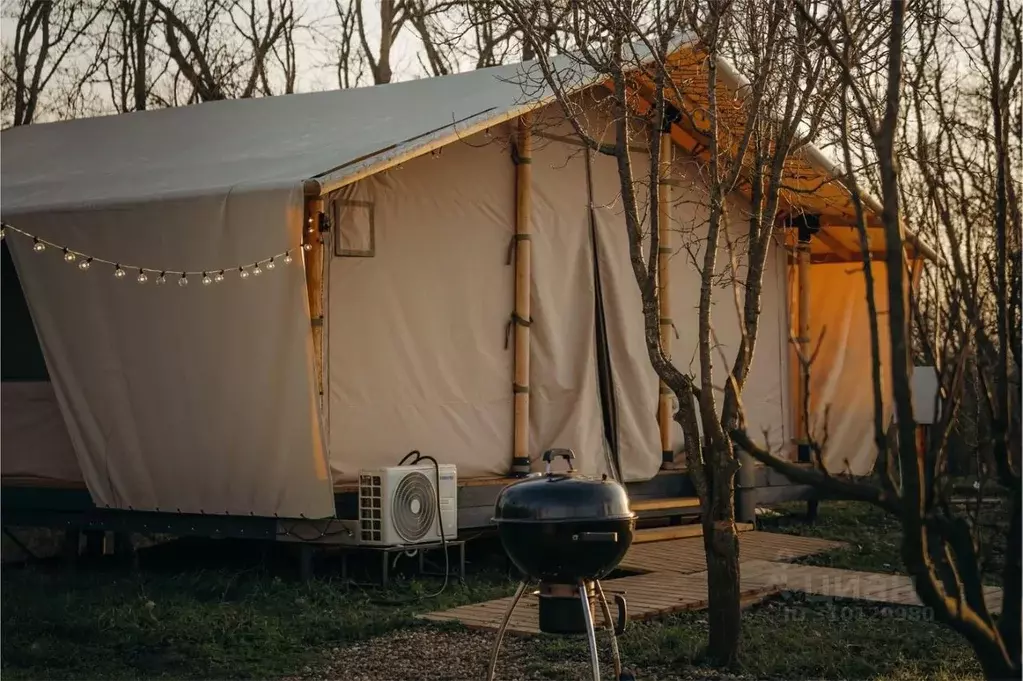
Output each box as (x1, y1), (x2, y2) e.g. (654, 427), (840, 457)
(814, 229), (858, 261)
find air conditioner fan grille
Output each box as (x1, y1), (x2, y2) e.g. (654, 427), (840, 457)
(392, 471), (436, 543)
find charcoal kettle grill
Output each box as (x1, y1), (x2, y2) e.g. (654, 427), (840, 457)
(486, 449), (638, 681)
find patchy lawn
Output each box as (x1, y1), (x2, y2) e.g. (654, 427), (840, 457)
(1, 500), (1001, 680)
(761, 499), (1009, 586)
(1, 540), (516, 680)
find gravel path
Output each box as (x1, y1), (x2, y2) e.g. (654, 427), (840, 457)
(285, 626), (748, 681)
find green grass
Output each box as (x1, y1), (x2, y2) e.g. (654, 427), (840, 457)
(1, 543), (514, 680)
(2, 500), (1005, 680)
(759, 500), (906, 573)
(760, 499), (1009, 585)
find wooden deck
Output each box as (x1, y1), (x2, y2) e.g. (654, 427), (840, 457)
(420, 531), (1005, 634)
(419, 569), (781, 636)
(419, 530), (848, 633)
(617, 530), (846, 574)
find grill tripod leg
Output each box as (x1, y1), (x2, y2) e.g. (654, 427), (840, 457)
(594, 581), (622, 680)
(579, 583), (602, 681)
(486, 581), (529, 681)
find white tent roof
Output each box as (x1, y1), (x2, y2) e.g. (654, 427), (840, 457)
(0, 61), (570, 216)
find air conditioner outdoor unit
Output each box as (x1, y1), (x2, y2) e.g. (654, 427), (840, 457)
(358, 464), (457, 546)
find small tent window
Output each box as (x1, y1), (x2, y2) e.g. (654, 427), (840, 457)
(334, 200), (375, 257)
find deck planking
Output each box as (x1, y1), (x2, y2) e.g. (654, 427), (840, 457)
(420, 531), (848, 634)
(617, 530), (846, 574)
(418, 570), (781, 635)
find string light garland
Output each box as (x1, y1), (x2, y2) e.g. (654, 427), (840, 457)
(0, 222), (301, 285)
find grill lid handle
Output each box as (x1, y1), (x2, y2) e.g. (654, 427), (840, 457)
(571, 531), (619, 542)
(542, 448), (576, 474)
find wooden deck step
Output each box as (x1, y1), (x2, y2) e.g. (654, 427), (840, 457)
(633, 522), (754, 544)
(631, 497), (701, 513)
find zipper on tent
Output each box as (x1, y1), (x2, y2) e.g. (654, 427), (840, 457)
(583, 149), (622, 482)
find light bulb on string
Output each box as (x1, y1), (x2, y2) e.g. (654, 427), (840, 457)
(2, 221), (295, 288)
(303, 242), (313, 251)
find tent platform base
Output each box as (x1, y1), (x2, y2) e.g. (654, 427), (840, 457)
(1, 465), (826, 545)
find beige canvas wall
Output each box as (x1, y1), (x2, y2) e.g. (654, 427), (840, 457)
(526, 137), (612, 477)
(5, 186), (335, 518)
(578, 143), (792, 460)
(325, 135), (518, 480)
(529, 109), (790, 479)
(586, 149), (666, 482)
(323, 105), (793, 484)
(1, 382), (83, 483)
(802, 262), (893, 475)
(325, 123), (659, 482)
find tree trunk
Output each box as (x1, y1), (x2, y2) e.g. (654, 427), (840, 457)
(376, 0), (394, 84)
(1001, 488), (1022, 667)
(702, 466), (741, 666)
(132, 0), (148, 111)
(975, 649), (1018, 680)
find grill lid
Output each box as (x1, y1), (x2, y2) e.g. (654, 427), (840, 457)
(493, 449), (634, 524)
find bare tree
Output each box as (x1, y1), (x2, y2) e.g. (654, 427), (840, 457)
(410, 0), (569, 73)
(327, 0), (362, 87)
(354, 0), (405, 84)
(1, 0), (104, 127)
(149, 0), (297, 102)
(499, 0), (843, 665)
(732, 0), (1022, 677)
(89, 0), (163, 113)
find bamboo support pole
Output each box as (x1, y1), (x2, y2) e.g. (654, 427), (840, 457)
(795, 234), (812, 462)
(510, 115), (533, 476)
(657, 130), (674, 468)
(304, 198), (326, 400)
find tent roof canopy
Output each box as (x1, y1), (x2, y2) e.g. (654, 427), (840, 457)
(1, 39), (933, 262)
(0, 62), (560, 216)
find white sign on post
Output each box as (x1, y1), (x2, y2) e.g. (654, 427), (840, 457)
(911, 365), (940, 425)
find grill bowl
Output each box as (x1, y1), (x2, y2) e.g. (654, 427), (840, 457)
(497, 516), (636, 582)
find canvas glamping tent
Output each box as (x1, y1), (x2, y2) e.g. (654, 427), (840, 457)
(1, 40), (934, 531)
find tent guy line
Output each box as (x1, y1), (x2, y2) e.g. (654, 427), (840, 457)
(0, 222), (304, 286)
